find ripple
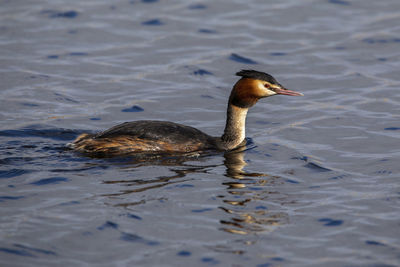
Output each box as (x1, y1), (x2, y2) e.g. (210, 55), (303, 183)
(188, 4), (207, 10)
(0, 127), (78, 141)
(193, 69), (213, 76)
(328, 0), (351, 5)
(30, 177), (69, 186)
(0, 196), (24, 202)
(97, 221), (119, 230)
(177, 250), (191, 256)
(318, 218), (344, 226)
(0, 247), (35, 257)
(120, 232), (160, 246)
(121, 105), (144, 112)
(41, 10), (79, 18)
(0, 169), (32, 179)
(1, 0), (400, 266)
(229, 53), (258, 64)
(141, 19), (164, 26)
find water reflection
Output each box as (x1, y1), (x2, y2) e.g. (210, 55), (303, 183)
(98, 146), (290, 235)
(102, 164), (212, 199)
(220, 148), (289, 235)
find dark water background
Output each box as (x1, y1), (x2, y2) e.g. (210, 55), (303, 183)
(1, 0), (400, 266)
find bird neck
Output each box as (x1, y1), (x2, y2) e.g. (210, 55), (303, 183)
(219, 103), (249, 150)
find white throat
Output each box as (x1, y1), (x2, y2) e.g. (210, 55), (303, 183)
(219, 104), (249, 150)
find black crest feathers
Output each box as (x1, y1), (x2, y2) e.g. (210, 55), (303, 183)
(236, 70), (278, 84)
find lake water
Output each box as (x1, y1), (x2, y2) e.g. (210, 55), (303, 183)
(1, 0), (399, 266)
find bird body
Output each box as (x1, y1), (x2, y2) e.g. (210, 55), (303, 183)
(70, 70), (303, 157)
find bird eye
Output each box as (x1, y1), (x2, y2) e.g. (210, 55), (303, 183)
(264, 83), (271, 88)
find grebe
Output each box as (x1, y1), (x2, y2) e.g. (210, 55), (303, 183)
(70, 70), (303, 157)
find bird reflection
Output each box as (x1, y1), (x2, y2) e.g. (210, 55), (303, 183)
(97, 146), (289, 235)
(99, 152), (220, 203)
(219, 147), (289, 235)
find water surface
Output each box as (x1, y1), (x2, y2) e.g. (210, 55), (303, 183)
(1, 0), (400, 266)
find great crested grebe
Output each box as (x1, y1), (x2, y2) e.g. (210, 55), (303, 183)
(70, 70), (303, 157)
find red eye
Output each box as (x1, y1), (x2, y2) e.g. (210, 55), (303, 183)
(264, 84), (270, 88)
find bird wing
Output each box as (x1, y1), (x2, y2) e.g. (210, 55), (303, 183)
(95, 120), (214, 146)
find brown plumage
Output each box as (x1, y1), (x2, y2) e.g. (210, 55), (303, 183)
(69, 70), (303, 157)
(72, 121), (216, 157)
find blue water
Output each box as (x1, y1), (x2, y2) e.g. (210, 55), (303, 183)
(1, 0), (400, 266)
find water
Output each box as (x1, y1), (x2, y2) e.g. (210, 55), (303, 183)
(1, 0), (399, 266)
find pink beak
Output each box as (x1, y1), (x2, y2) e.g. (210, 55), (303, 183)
(274, 87), (304, 96)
